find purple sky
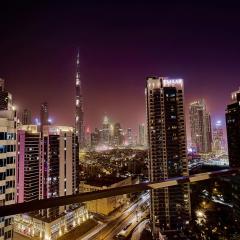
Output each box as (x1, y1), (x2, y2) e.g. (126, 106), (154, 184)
(0, 2), (240, 138)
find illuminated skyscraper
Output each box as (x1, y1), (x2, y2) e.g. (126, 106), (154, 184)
(101, 115), (110, 146)
(127, 128), (133, 146)
(75, 51), (84, 148)
(16, 125), (40, 203)
(113, 123), (124, 147)
(0, 78), (13, 110)
(212, 121), (225, 155)
(21, 108), (32, 125)
(138, 123), (146, 146)
(146, 77), (191, 235)
(40, 102), (49, 131)
(0, 79), (17, 240)
(226, 87), (240, 227)
(91, 128), (101, 149)
(189, 99), (212, 153)
(40, 126), (80, 218)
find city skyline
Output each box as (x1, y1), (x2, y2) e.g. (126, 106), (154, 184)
(1, 2), (240, 134)
(1, 2), (240, 240)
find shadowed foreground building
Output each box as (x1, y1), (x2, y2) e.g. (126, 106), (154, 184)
(226, 87), (240, 226)
(146, 77), (191, 236)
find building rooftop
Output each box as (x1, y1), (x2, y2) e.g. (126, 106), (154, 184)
(83, 176), (128, 187)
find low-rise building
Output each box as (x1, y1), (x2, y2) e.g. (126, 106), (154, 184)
(14, 204), (89, 240)
(80, 176), (132, 215)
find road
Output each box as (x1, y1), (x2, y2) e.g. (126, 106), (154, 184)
(131, 219), (148, 240)
(79, 193), (150, 240)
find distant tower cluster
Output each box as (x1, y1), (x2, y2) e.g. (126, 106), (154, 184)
(146, 77), (191, 235)
(75, 51), (85, 148)
(189, 99), (212, 153)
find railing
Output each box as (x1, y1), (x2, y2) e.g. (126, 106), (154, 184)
(0, 168), (239, 217)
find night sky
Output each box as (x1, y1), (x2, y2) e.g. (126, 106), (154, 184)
(1, 1), (240, 137)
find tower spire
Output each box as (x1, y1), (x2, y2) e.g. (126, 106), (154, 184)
(75, 49), (84, 148)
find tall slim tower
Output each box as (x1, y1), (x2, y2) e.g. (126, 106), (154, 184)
(146, 77), (191, 235)
(75, 51), (84, 148)
(189, 99), (212, 153)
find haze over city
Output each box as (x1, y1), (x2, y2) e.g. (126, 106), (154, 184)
(1, 1), (240, 133)
(0, 2), (240, 240)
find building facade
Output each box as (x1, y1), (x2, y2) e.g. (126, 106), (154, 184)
(16, 125), (40, 203)
(212, 121), (225, 155)
(0, 79), (17, 240)
(101, 116), (110, 146)
(146, 77), (191, 235)
(40, 125), (80, 218)
(138, 123), (146, 146)
(225, 88), (240, 226)
(75, 52), (85, 148)
(14, 125), (85, 240)
(0, 79), (13, 111)
(113, 123), (124, 147)
(21, 109), (32, 125)
(40, 102), (49, 132)
(189, 99), (212, 153)
(126, 128), (133, 146)
(80, 177), (132, 215)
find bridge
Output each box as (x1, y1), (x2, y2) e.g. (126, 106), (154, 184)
(0, 168), (238, 217)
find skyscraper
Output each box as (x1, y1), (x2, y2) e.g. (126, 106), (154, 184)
(225, 87), (240, 227)
(75, 51), (84, 148)
(146, 77), (191, 235)
(212, 121), (225, 155)
(127, 128), (133, 146)
(16, 125), (40, 203)
(101, 115), (110, 146)
(0, 78), (13, 110)
(14, 125), (86, 239)
(21, 108), (32, 125)
(113, 123), (124, 147)
(189, 99), (212, 153)
(0, 80), (17, 240)
(40, 125), (80, 218)
(40, 102), (49, 131)
(138, 123), (146, 146)
(91, 128), (101, 149)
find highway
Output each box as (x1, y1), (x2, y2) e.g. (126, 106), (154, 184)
(131, 219), (149, 240)
(79, 193), (150, 240)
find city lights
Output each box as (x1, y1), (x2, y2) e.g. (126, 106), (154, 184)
(0, 2), (240, 240)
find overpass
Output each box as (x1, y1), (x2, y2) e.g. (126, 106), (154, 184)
(0, 168), (238, 217)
